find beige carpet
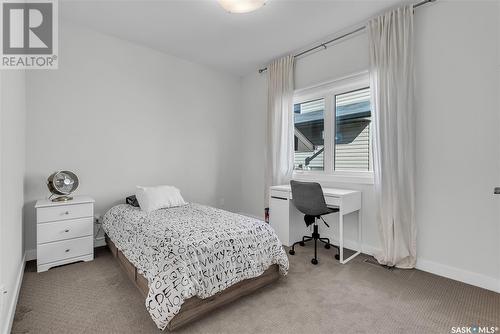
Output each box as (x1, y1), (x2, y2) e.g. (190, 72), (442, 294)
(12, 246), (500, 334)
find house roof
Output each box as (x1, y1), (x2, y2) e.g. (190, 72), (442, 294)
(294, 101), (371, 125)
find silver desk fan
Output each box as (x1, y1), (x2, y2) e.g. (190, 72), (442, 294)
(47, 171), (79, 202)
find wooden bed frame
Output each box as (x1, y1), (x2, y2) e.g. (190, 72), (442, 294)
(105, 235), (280, 331)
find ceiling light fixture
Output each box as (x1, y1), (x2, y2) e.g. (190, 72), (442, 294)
(218, 0), (266, 14)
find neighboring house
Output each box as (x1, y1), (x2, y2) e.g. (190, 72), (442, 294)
(294, 95), (371, 171)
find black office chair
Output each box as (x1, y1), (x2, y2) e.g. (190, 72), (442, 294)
(289, 180), (340, 265)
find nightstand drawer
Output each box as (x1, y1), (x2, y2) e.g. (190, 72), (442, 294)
(37, 217), (93, 244)
(37, 236), (93, 265)
(37, 203), (93, 223)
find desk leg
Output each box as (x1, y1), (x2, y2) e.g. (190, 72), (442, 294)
(358, 209), (362, 253)
(339, 209), (344, 264)
(340, 209), (362, 264)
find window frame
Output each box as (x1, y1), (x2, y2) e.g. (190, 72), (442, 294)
(292, 71), (374, 184)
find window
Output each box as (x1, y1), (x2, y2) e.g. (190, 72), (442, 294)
(293, 99), (325, 171)
(334, 87), (371, 171)
(293, 72), (373, 181)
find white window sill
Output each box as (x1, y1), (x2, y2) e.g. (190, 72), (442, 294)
(292, 171), (374, 185)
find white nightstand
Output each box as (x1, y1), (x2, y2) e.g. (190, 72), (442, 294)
(35, 196), (95, 272)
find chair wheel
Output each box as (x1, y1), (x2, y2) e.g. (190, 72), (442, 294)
(325, 244), (331, 249)
(334, 254), (340, 261)
(289, 249), (295, 255)
(311, 258), (318, 265)
(299, 242), (305, 246)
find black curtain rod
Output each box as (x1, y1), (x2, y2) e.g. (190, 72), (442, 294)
(258, 0), (437, 74)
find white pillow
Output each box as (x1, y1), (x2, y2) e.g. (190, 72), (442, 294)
(135, 185), (187, 212)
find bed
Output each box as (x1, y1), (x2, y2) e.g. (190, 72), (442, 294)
(102, 202), (289, 331)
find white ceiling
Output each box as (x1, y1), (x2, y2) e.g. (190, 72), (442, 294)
(61, 0), (403, 76)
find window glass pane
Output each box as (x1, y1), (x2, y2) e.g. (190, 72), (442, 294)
(334, 88), (371, 171)
(294, 98), (324, 171)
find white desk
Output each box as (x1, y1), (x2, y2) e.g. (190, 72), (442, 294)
(269, 185), (361, 264)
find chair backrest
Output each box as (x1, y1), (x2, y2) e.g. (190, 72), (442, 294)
(290, 180), (329, 217)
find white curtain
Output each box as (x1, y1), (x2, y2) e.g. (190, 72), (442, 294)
(368, 5), (416, 268)
(265, 55), (295, 205)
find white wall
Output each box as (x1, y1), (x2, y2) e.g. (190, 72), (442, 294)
(414, 0), (500, 290)
(240, 71), (267, 219)
(240, 0), (500, 291)
(24, 21), (242, 254)
(0, 71), (26, 334)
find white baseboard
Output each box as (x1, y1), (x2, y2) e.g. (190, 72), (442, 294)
(94, 236), (106, 247)
(322, 237), (380, 257)
(25, 249), (36, 261)
(416, 258), (500, 293)
(1, 253), (26, 334)
(337, 241), (499, 293)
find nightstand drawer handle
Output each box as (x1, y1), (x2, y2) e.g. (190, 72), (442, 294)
(65, 249), (70, 253)
(63, 211), (69, 215)
(64, 229), (70, 233)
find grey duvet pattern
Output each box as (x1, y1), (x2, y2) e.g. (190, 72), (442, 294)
(102, 203), (289, 330)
